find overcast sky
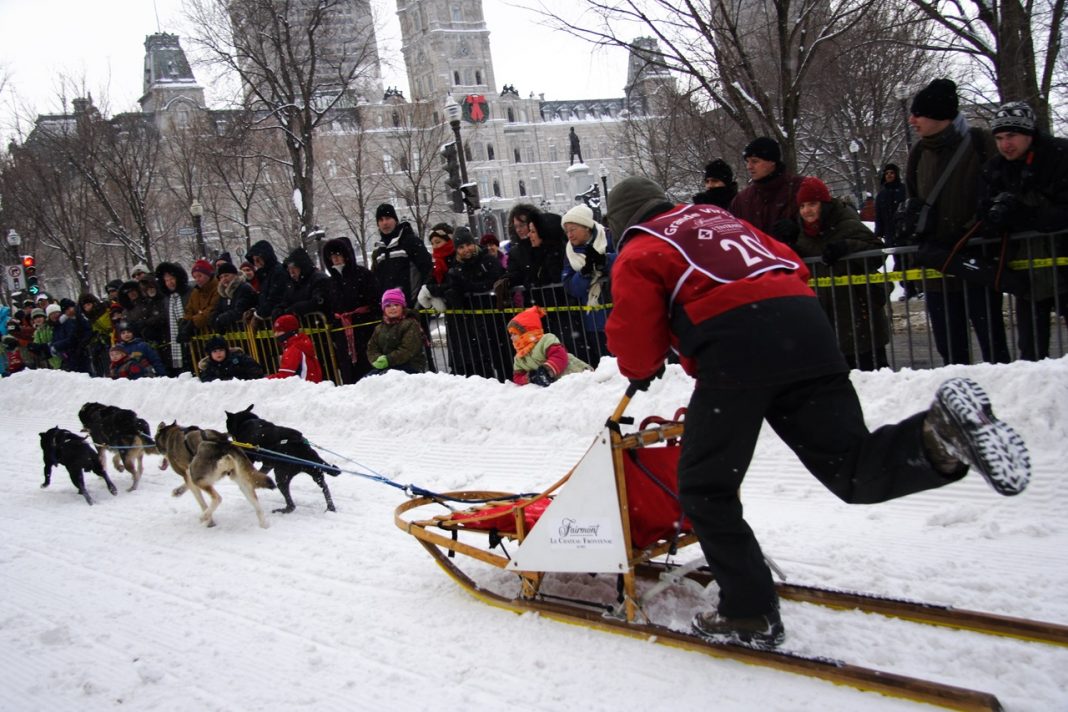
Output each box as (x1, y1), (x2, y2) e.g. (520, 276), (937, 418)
(0, 0), (629, 141)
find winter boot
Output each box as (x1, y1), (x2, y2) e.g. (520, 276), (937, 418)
(691, 608), (785, 649)
(924, 377), (1030, 496)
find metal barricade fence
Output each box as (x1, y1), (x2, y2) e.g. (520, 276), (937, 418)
(183, 230), (1066, 384)
(806, 229), (1067, 369)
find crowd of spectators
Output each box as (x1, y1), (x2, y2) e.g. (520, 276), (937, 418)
(3, 82), (1065, 382)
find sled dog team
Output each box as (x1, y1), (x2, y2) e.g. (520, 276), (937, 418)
(38, 402), (339, 528)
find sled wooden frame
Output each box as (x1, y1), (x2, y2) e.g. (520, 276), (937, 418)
(394, 390), (697, 623)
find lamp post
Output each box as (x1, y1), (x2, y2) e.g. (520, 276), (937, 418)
(189, 199), (206, 258)
(848, 140), (864, 210)
(444, 95), (478, 233)
(894, 83), (915, 151)
(6, 228), (20, 264)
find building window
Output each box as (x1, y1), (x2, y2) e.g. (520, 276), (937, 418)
(451, 5), (463, 22)
(548, 144), (558, 162)
(453, 70), (460, 85)
(493, 179), (501, 197)
(553, 176), (564, 195)
(507, 107), (515, 123)
(513, 148), (521, 163)
(392, 111), (400, 127)
(519, 179), (527, 197)
(475, 70), (482, 85)
(487, 144), (495, 161)
(383, 154), (394, 173)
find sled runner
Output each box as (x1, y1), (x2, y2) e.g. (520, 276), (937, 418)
(395, 388), (1066, 711)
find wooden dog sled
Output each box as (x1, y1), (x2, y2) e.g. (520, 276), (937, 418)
(395, 388), (1068, 711)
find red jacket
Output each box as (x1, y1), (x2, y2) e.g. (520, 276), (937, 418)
(268, 332), (323, 383)
(606, 204), (844, 387)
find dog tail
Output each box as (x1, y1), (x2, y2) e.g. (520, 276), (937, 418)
(230, 450), (276, 490)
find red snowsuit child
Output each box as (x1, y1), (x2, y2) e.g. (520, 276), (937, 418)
(267, 313), (323, 383)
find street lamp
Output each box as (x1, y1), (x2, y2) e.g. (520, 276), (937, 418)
(189, 198), (206, 258)
(848, 140), (864, 210)
(444, 95), (478, 233)
(600, 166), (609, 202)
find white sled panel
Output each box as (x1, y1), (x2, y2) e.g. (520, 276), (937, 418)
(509, 430), (629, 573)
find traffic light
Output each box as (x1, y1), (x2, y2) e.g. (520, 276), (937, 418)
(22, 255), (39, 296)
(460, 184), (480, 212)
(440, 141), (463, 213)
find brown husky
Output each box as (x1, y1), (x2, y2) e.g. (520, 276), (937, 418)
(155, 421), (214, 513)
(187, 431), (276, 528)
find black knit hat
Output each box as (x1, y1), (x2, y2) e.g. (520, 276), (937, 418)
(216, 262), (239, 276)
(991, 101), (1036, 136)
(704, 159), (734, 183)
(742, 137), (781, 163)
(375, 203), (398, 221)
(205, 335), (227, 353)
(910, 79), (959, 120)
(453, 226), (476, 247)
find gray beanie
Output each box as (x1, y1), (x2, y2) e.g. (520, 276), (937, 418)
(606, 177), (672, 244)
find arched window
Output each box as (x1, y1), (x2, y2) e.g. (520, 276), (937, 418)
(487, 144), (495, 161)
(519, 180), (527, 197)
(513, 148), (521, 163)
(493, 180), (501, 197)
(507, 107), (515, 123)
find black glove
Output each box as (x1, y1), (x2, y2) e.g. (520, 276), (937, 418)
(528, 366), (553, 387)
(984, 192), (1020, 229)
(176, 320), (195, 344)
(581, 246), (605, 277)
(770, 219), (800, 245)
(628, 363), (665, 392)
(821, 240), (852, 266)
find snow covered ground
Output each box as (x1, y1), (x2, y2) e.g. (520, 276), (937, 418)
(1, 357), (1066, 711)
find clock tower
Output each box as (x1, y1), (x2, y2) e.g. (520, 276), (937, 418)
(396, 1), (496, 103)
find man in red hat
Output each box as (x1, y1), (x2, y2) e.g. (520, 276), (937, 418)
(184, 259), (220, 342)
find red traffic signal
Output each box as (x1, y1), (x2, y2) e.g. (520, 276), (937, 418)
(22, 255), (35, 269)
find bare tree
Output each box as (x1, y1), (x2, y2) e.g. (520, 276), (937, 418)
(531, 0), (874, 169)
(375, 102), (450, 240)
(904, 0), (1066, 130)
(186, 0), (384, 246)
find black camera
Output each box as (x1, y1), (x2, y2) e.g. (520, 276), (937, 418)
(985, 192), (1019, 228)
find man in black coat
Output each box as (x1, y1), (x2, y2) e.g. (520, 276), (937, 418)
(321, 236), (381, 384)
(211, 263), (258, 332)
(874, 163), (913, 297)
(441, 228), (506, 379)
(246, 240), (288, 322)
(280, 247), (330, 319)
(370, 203), (431, 307)
(981, 101), (1068, 360)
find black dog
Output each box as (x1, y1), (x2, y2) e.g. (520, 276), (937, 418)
(78, 402), (158, 491)
(39, 427), (118, 505)
(224, 404), (340, 514)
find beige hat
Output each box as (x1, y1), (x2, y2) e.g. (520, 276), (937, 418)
(561, 203), (596, 230)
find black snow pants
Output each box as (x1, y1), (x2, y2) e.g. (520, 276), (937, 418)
(677, 371), (966, 619)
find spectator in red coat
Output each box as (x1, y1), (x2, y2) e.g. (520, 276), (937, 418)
(267, 313), (323, 383)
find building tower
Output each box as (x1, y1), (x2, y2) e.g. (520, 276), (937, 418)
(396, 0), (496, 103)
(139, 33), (205, 123)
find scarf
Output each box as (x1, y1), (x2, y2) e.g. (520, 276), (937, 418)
(565, 226), (610, 306)
(432, 241), (455, 284)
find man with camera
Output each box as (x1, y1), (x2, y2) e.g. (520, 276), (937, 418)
(981, 101), (1068, 360)
(903, 78), (1010, 365)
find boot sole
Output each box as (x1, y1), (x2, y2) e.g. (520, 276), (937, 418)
(936, 378), (1030, 496)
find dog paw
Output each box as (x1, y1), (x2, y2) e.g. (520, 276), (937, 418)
(326, 504), (337, 512)
(108, 486), (118, 496)
(160, 459), (169, 471)
(171, 485), (187, 497)
(205, 520), (216, 528)
(272, 506), (296, 514)
(40, 482), (49, 489)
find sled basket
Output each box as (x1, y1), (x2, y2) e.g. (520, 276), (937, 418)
(395, 389), (697, 622)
